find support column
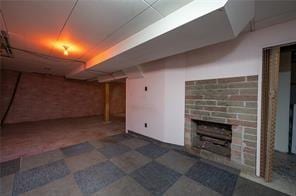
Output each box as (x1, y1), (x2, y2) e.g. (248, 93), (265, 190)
(104, 82), (110, 122)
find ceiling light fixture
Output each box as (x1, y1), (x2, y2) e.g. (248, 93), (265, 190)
(63, 45), (69, 56)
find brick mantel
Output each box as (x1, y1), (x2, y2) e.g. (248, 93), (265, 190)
(184, 76), (258, 169)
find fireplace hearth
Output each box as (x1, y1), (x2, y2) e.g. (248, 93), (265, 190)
(192, 120), (232, 158)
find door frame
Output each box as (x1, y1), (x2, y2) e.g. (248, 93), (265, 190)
(260, 42), (296, 181)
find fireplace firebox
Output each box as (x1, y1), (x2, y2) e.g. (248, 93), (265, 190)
(191, 119), (232, 158)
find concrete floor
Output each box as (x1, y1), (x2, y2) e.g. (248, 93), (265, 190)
(235, 151), (296, 196)
(1, 133), (287, 196)
(273, 151), (296, 182)
(0, 116), (125, 163)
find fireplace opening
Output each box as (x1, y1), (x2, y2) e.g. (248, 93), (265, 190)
(191, 119), (232, 158)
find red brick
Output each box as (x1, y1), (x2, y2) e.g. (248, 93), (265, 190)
(1, 70), (125, 124)
(247, 75), (258, 81)
(227, 119), (257, 128)
(228, 95), (257, 101)
(243, 147), (256, 154)
(203, 106), (227, 112)
(185, 95), (204, 99)
(218, 77), (245, 83)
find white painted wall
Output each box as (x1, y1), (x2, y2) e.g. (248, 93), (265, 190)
(126, 19), (296, 175)
(163, 55), (186, 145)
(126, 55), (187, 145)
(275, 72), (291, 152)
(126, 60), (166, 141)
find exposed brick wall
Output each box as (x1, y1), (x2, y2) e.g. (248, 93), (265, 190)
(0, 70), (106, 124)
(110, 82), (126, 116)
(185, 75), (258, 169)
(0, 70), (19, 121)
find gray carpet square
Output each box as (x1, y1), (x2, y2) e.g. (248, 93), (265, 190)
(156, 150), (197, 174)
(0, 158), (20, 177)
(111, 151), (151, 173)
(21, 175), (82, 196)
(233, 177), (288, 196)
(186, 161), (238, 196)
(200, 158), (240, 175)
(131, 161), (181, 195)
(89, 140), (104, 149)
(108, 134), (134, 142)
(120, 138), (150, 149)
(0, 174), (15, 196)
(65, 150), (107, 172)
(12, 160), (70, 195)
(74, 161), (125, 195)
(61, 142), (94, 157)
(173, 149), (201, 159)
(100, 137), (118, 144)
(21, 149), (64, 171)
(93, 176), (151, 196)
(136, 143), (169, 159)
(164, 176), (221, 196)
(273, 151), (296, 182)
(98, 143), (131, 158)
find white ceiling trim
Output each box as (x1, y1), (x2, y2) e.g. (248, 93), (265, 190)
(87, 0), (228, 68)
(67, 0), (228, 78)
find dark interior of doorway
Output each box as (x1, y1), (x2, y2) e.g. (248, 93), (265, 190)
(260, 43), (296, 182)
(273, 44), (296, 182)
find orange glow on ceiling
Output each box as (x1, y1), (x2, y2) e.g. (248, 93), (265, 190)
(44, 39), (85, 56)
(53, 41), (84, 54)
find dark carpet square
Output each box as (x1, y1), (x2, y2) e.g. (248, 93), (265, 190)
(61, 142), (94, 157)
(200, 159), (240, 175)
(74, 161), (125, 195)
(0, 158), (20, 177)
(131, 161), (181, 195)
(186, 161), (238, 196)
(98, 142), (131, 158)
(233, 177), (288, 196)
(136, 143), (169, 159)
(12, 160), (70, 195)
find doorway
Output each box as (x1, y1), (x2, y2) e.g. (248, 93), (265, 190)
(260, 43), (296, 182)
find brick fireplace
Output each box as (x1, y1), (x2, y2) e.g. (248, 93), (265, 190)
(184, 76), (258, 170)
